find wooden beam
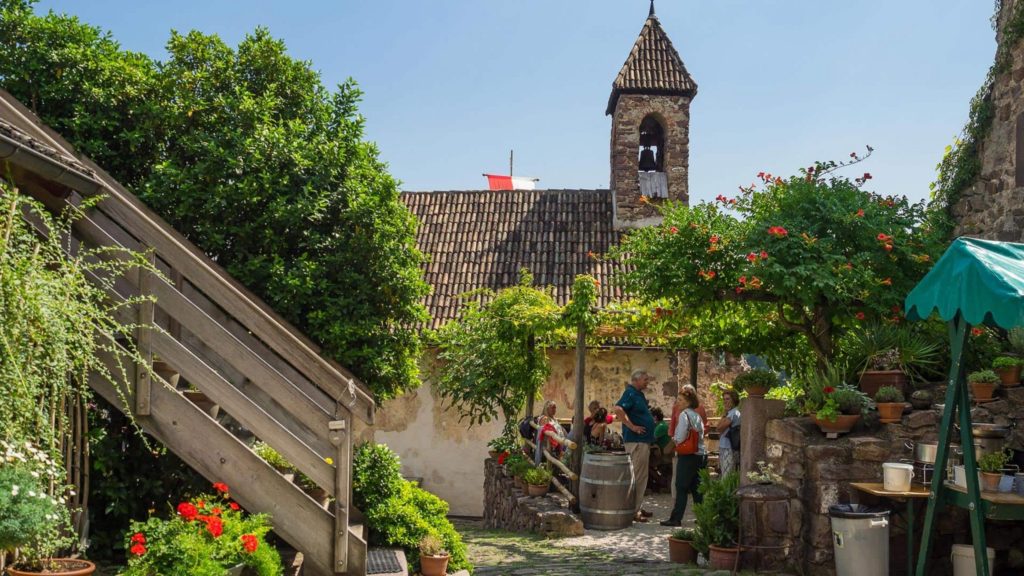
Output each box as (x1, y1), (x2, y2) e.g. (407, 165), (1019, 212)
(571, 321), (586, 503)
(89, 349), (339, 576)
(134, 250), (155, 415)
(329, 416), (350, 573)
(522, 438), (578, 481)
(528, 421), (577, 450)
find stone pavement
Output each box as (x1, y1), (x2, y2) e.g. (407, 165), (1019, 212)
(457, 492), (731, 576)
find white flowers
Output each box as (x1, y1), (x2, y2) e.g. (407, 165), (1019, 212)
(11, 484), (19, 496)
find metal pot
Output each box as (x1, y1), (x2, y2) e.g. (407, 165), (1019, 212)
(905, 440), (962, 465)
(971, 423), (1012, 438)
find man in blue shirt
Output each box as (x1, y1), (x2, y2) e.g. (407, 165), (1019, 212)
(613, 369), (656, 522)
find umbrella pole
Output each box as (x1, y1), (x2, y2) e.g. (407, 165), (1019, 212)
(915, 315), (988, 575)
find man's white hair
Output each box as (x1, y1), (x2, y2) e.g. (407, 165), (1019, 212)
(630, 369), (649, 383)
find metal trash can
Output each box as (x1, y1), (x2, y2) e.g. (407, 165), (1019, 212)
(829, 504), (890, 576)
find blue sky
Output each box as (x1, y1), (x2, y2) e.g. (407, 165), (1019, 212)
(37, 1), (996, 204)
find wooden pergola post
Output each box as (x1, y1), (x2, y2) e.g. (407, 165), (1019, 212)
(570, 320), (586, 508)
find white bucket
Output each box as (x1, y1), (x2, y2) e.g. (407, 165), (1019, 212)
(882, 462), (914, 492)
(951, 543), (995, 576)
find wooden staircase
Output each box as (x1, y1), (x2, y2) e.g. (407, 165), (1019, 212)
(0, 90), (373, 576)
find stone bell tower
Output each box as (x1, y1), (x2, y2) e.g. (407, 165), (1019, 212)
(607, 2), (697, 229)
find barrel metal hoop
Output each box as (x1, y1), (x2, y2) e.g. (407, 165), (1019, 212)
(579, 505), (635, 515)
(580, 478), (633, 486)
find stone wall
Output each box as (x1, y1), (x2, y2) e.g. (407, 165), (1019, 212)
(759, 386), (1024, 576)
(483, 458), (583, 538)
(610, 94), (691, 227)
(375, 347), (742, 516)
(953, 0), (1024, 240)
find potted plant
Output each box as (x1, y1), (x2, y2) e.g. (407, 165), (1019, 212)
(418, 534), (450, 576)
(859, 348), (907, 398)
(978, 449), (1010, 492)
(0, 440), (89, 576)
(992, 356), (1022, 387)
(504, 453), (530, 490)
(874, 386), (905, 423)
(522, 466), (553, 497)
(667, 527), (697, 564)
(910, 389), (933, 410)
(968, 370), (1000, 401)
(733, 368), (778, 398)
(813, 385), (867, 435)
(121, 482), (281, 576)
(746, 461), (782, 485)
(694, 470), (740, 570)
(487, 434), (517, 459)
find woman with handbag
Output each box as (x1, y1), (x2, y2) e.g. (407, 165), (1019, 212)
(660, 387), (706, 527)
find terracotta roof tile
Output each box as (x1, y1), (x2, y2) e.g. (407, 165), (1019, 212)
(402, 190), (625, 331)
(606, 13), (697, 115)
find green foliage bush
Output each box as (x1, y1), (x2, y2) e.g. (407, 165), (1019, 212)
(733, 369), (778, 391)
(832, 386), (869, 416)
(969, 369), (999, 384)
(353, 443), (470, 573)
(522, 466), (552, 486)
(121, 487), (281, 576)
(0, 0), (429, 401)
(874, 386), (904, 404)
(993, 356), (1022, 370)
(693, 470), (739, 555)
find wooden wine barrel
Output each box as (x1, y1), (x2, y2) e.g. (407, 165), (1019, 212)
(579, 451), (636, 530)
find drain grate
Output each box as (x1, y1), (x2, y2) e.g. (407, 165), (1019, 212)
(366, 548), (403, 575)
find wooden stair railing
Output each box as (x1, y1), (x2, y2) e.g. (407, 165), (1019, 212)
(16, 173), (371, 574)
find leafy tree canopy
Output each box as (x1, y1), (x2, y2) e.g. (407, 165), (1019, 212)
(613, 152), (945, 371)
(0, 0), (429, 399)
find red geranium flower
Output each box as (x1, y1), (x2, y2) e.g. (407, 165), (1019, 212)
(229, 502), (241, 511)
(760, 251), (768, 260)
(205, 516), (223, 538)
(241, 534), (259, 554)
(497, 451), (509, 465)
(131, 532), (146, 544)
(213, 482), (229, 494)
(855, 209), (865, 217)
(746, 252), (758, 262)
(972, 327), (984, 336)
(855, 312), (866, 321)
(767, 226), (788, 238)
(212, 507), (222, 515)
(177, 502), (198, 521)
(669, 226), (678, 234)
(130, 543), (146, 556)
(710, 234), (720, 244)
(823, 386), (836, 394)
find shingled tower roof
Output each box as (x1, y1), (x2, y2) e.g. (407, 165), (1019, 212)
(606, 4), (697, 115)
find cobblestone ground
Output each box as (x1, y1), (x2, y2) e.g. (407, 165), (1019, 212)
(455, 493), (780, 576)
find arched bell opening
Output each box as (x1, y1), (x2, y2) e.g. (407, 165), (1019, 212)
(638, 115), (665, 172)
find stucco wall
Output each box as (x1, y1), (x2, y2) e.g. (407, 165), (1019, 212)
(375, 347), (742, 516)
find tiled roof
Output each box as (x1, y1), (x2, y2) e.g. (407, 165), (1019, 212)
(606, 12), (697, 115)
(402, 189), (626, 331)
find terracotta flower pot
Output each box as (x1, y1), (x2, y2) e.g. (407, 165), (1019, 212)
(708, 544), (741, 570)
(877, 402), (904, 423)
(859, 370), (907, 399)
(813, 414), (861, 435)
(981, 471), (1003, 492)
(971, 381), (997, 401)
(527, 481), (550, 497)
(667, 536), (697, 564)
(745, 385), (770, 398)
(7, 559), (96, 576)
(420, 553), (450, 576)
(996, 366), (1021, 387)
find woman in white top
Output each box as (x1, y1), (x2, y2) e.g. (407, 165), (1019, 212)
(660, 387), (706, 527)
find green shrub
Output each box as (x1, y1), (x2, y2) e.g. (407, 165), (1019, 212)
(671, 527), (696, 541)
(733, 369), (778, 391)
(832, 386), (869, 415)
(968, 369), (999, 384)
(522, 466), (552, 486)
(693, 470), (739, 556)
(874, 386), (904, 404)
(353, 443), (471, 573)
(993, 356), (1022, 370)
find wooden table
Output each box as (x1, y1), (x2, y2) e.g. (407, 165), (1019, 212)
(943, 481), (1024, 520)
(851, 482), (930, 576)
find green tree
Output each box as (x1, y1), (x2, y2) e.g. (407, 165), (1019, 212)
(613, 153), (943, 371)
(434, 271), (562, 428)
(0, 2), (429, 399)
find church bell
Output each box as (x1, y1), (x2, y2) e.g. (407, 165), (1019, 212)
(638, 147), (658, 172)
